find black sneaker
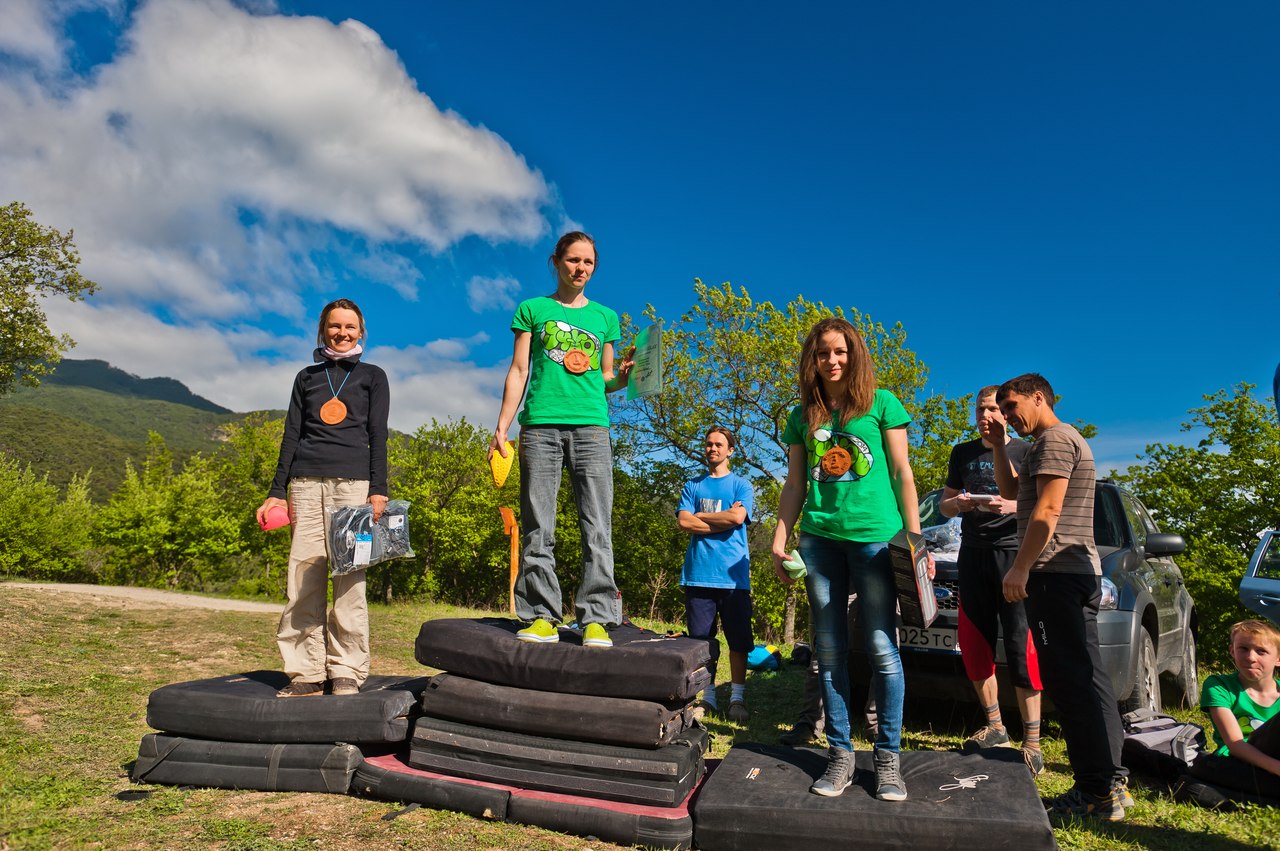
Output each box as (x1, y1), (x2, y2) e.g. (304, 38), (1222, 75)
(874, 749), (907, 801)
(1044, 786), (1125, 821)
(810, 746), (855, 797)
(779, 724), (817, 747)
(962, 724), (1011, 753)
(276, 680), (324, 698)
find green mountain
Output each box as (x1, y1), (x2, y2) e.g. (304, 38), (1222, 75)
(0, 360), (273, 501)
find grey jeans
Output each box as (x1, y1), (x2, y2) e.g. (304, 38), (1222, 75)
(516, 425), (621, 626)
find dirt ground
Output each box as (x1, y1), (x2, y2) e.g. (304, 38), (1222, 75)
(2, 581), (284, 613)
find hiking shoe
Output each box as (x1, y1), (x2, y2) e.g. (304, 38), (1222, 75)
(581, 623), (612, 648)
(516, 618), (559, 643)
(330, 677), (359, 696)
(810, 746), (855, 797)
(874, 749), (907, 801)
(690, 700), (716, 721)
(276, 680), (323, 698)
(962, 724), (1011, 753)
(1044, 786), (1125, 821)
(1112, 777), (1135, 808)
(1022, 747), (1045, 776)
(779, 724), (817, 747)
(727, 701), (750, 724)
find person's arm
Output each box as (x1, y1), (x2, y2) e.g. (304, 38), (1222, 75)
(885, 425), (934, 578)
(1002, 474), (1067, 602)
(981, 420), (1019, 499)
(772, 444), (810, 585)
(603, 342), (636, 393)
(1208, 706), (1280, 777)
(677, 510), (713, 534)
(695, 502), (748, 531)
(940, 486), (977, 518)
(489, 331), (531, 460)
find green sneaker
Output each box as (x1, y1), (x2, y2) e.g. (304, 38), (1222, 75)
(516, 618), (559, 643)
(582, 623), (613, 648)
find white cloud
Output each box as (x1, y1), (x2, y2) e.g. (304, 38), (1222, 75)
(0, 0), (120, 71)
(466, 275), (522, 313)
(0, 0), (552, 323)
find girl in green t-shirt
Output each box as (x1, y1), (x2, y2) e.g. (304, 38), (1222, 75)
(488, 231), (634, 649)
(772, 317), (931, 802)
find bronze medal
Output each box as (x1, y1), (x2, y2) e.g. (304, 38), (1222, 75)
(821, 446), (852, 477)
(320, 397), (348, 425)
(563, 348), (590, 375)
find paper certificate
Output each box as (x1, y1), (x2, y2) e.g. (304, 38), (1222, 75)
(626, 321), (664, 400)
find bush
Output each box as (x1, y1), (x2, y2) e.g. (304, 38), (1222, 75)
(0, 456), (95, 580)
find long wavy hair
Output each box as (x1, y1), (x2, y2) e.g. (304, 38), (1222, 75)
(798, 317), (876, 433)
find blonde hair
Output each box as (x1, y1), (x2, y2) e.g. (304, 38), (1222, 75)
(1230, 619), (1280, 651)
(798, 317), (876, 434)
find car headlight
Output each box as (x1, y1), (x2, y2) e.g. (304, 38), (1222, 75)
(1100, 577), (1119, 611)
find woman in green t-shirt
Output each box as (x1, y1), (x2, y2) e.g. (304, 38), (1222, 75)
(489, 231), (633, 649)
(772, 317), (931, 801)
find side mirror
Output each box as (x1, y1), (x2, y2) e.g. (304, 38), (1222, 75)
(1145, 533), (1185, 557)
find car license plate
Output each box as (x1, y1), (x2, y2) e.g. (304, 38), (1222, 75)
(899, 625), (958, 653)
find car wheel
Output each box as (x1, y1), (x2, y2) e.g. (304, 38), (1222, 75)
(1161, 630), (1198, 710)
(1120, 629), (1160, 714)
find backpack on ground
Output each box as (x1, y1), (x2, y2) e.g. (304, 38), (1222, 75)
(1120, 708), (1207, 784)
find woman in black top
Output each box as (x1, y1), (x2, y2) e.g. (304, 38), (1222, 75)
(257, 298), (390, 698)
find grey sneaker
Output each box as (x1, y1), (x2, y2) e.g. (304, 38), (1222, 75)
(1022, 746), (1045, 776)
(330, 677), (359, 696)
(874, 749), (907, 801)
(727, 701), (750, 724)
(962, 724), (1011, 753)
(810, 746), (855, 797)
(1112, 777), (1135, 808)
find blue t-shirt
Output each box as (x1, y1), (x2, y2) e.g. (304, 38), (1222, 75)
(677, 472), (754, 590)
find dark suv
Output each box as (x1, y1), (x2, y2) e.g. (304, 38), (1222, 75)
(849, 480), (1199, 712)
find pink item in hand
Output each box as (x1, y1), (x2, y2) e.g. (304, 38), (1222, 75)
(259, 505), (290, 531)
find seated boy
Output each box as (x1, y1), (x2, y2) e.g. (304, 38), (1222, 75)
(1191, 618), (1280, 798)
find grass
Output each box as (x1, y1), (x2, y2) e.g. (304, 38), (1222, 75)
(1, 583), (1277, 850)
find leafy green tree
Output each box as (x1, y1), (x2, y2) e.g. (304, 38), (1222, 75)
(613, 280), (969, 642)
(215, 413), (291, 597)
(0, 202), (99, 395)
(0, 456), (95, 580)
(1115, 383), (1280, 667)
(388, 418), (511, 606)
(94, 433), (243, 589)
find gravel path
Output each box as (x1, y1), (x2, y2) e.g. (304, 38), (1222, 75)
(2, 581), (284, 613)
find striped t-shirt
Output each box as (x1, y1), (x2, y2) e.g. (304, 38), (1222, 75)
(1016, 423), (1101, 576)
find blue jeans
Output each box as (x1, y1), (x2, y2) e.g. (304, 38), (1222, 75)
(516, 425), (620, 626)
(799, 533), (903, 753)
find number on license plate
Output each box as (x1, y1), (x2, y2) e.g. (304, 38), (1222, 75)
(899, 626), (958, 652)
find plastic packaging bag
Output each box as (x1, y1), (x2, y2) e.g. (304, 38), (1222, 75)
(326, 499), (414, 577)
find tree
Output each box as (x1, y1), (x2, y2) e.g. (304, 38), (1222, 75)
(612, 280), (971, 643)
(0, 202), (99, 395)
(0, 456), (95, 581)
(1115, 383), (1280, 666)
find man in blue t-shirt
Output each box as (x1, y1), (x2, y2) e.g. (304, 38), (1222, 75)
(677, 426), (754, 723)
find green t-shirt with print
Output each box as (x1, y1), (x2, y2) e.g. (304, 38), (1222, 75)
(781, 389), (912, 542)
(1201, 671), (1280, 756)
(514, 296), (621, 427)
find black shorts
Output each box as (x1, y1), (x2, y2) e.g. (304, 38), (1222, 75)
(956, 547), (1041, 690)
(684, 586), (754, 659)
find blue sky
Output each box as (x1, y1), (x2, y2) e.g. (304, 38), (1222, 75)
(2, 0), (1276, 473)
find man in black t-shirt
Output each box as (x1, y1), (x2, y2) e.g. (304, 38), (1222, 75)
(941, 386), (1043, 775)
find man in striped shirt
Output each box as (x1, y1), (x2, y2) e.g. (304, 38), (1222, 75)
(983, 373), (1129, 822)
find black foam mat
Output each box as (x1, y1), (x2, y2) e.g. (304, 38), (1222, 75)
(145, 671), (429, 744)
(408, 715), (707, 807)
(692, 744), (1056, 851)
(131, 734), (360, 793)
(415, 618), (712, 702)
(355, 752), (694, 849)
(420, 672), (696, 749)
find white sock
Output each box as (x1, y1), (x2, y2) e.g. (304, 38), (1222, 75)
(702, 687), (718, 708)
(730, 683), (745, 703)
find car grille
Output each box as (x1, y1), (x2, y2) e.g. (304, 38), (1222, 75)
(933, 580), (960, 611)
